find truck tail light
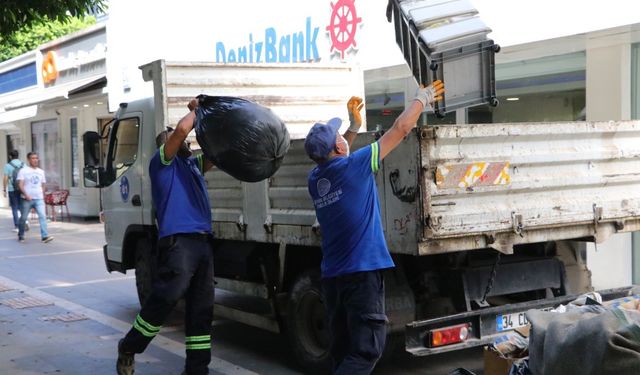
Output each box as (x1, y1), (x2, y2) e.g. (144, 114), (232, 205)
(428, 323), (471, 347)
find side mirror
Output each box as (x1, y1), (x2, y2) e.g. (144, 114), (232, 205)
(83, 131), (104, 188)
(82, 131), (101, 168)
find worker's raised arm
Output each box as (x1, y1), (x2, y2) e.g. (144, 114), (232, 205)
(343, 96), (364, 147)
(163, 98), (199, 162)
(378, 80), (444, 161)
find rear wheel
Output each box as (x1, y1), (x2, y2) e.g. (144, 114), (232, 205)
(286, 270), (331, 374)
(134, 239), (157, 306)
(285, 270), (401, 373)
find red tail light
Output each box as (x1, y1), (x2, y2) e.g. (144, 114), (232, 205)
(429, 323), (471, 347)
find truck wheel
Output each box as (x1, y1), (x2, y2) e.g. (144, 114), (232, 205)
(135, 239), (157, 306)
(286, 270), (331, 374)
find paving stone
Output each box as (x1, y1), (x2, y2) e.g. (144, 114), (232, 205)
(0, 284), (13, 293)
(40, 312), (88, 322)
(0, 296), (53, 309)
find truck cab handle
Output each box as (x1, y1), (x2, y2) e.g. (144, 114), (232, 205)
(132, 195), (141, 206)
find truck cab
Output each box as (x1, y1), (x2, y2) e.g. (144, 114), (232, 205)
(84, 98), (157, 277)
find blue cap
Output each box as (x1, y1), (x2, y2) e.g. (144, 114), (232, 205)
(304, 117), (342, 161)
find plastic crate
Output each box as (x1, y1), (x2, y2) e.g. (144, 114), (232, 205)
(387, 0), (500, 115)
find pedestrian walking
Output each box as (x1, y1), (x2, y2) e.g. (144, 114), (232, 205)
(117, 98), (216, 375)
(304, 81), (444, 374)
(16, 152), (52, 243)
(3, 150), (24, 232)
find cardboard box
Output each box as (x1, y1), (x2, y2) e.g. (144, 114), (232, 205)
(483, 347), (518, 375)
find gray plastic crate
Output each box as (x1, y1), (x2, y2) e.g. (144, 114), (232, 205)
(386, 0), (500, 115)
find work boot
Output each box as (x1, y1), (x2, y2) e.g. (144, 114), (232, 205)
(116, 339), (135, 375)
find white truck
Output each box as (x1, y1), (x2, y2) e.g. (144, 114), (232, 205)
(84, 59), (640, 372)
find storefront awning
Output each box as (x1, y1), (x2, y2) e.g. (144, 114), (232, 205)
(4, 75), (106, 111)
(0, 105), (37, 125)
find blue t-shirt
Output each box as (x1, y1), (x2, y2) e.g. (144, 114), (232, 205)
(3, 159), (23, 192)
(149, 145), (212, 239)
(308, 142), (395, 278)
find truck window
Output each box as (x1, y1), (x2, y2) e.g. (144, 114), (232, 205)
(108, 117), (140, 180)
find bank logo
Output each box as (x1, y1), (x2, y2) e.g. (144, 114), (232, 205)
(326, 0), (362, 60)
(215, 1), (362, 63)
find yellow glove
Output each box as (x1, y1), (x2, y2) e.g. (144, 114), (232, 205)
(415, 80), (445, 110)
(347, 96), (364, 132)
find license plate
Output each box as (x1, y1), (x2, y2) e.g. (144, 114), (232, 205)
(496, 311), (530, 332)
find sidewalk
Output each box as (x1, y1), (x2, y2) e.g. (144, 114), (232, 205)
(0, 209), (199, 375)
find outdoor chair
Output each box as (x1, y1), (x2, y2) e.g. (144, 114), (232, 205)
(44, 189), (70, 222)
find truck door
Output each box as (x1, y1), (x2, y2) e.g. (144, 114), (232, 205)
(102, 114), (144, 264)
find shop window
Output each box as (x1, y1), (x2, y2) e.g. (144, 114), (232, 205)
(469, 52), (586, 124)
(365, 91), (457, 131)
(70, 118), (79, 187)
(5, 135), (20, 165)
(469, 89), (586, 124)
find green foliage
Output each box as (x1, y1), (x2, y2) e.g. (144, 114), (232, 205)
(1, 0), (106, 38)
(0, 16), (97, 63)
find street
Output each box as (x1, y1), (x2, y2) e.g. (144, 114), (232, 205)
(0, 209), (483, 375)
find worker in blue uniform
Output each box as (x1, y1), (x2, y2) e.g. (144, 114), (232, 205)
(117, 98), (216, 375)
(304, 81), (444, 374)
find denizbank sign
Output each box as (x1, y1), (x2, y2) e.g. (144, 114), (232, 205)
(215, 0), (362, 63)
(215, 17), (321, 63)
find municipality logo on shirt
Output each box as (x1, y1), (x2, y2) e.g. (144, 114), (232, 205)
(314, 178), (342, 209)
(317, 178), (331, 197)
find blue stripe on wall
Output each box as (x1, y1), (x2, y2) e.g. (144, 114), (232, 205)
(0, 62), (37, 95)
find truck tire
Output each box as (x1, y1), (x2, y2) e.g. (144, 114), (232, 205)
(135, 239), (157, 306)
(286, 270), (332, 374)
(286, 270), (403, 373)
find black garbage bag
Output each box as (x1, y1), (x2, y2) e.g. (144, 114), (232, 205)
(194, 95), (290, 182)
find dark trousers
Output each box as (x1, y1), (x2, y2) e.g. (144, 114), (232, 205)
(8, 191), (21, 228)
(121, 234), (215, 375)
(322, 270), (388, 375)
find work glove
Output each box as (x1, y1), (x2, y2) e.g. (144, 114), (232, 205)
(414, 80), (444, 110)
(347, 96), (364, 132)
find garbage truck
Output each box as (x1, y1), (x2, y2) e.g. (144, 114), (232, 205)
(83, 59), (640, 371)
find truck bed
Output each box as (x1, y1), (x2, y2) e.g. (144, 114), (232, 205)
(141, 60), (640, 256)
(207, 120), (640, 256)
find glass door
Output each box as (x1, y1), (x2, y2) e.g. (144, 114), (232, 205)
(31, 119), (60, 190)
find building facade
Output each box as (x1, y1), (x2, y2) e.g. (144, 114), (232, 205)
(0, 24), (108, 217)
